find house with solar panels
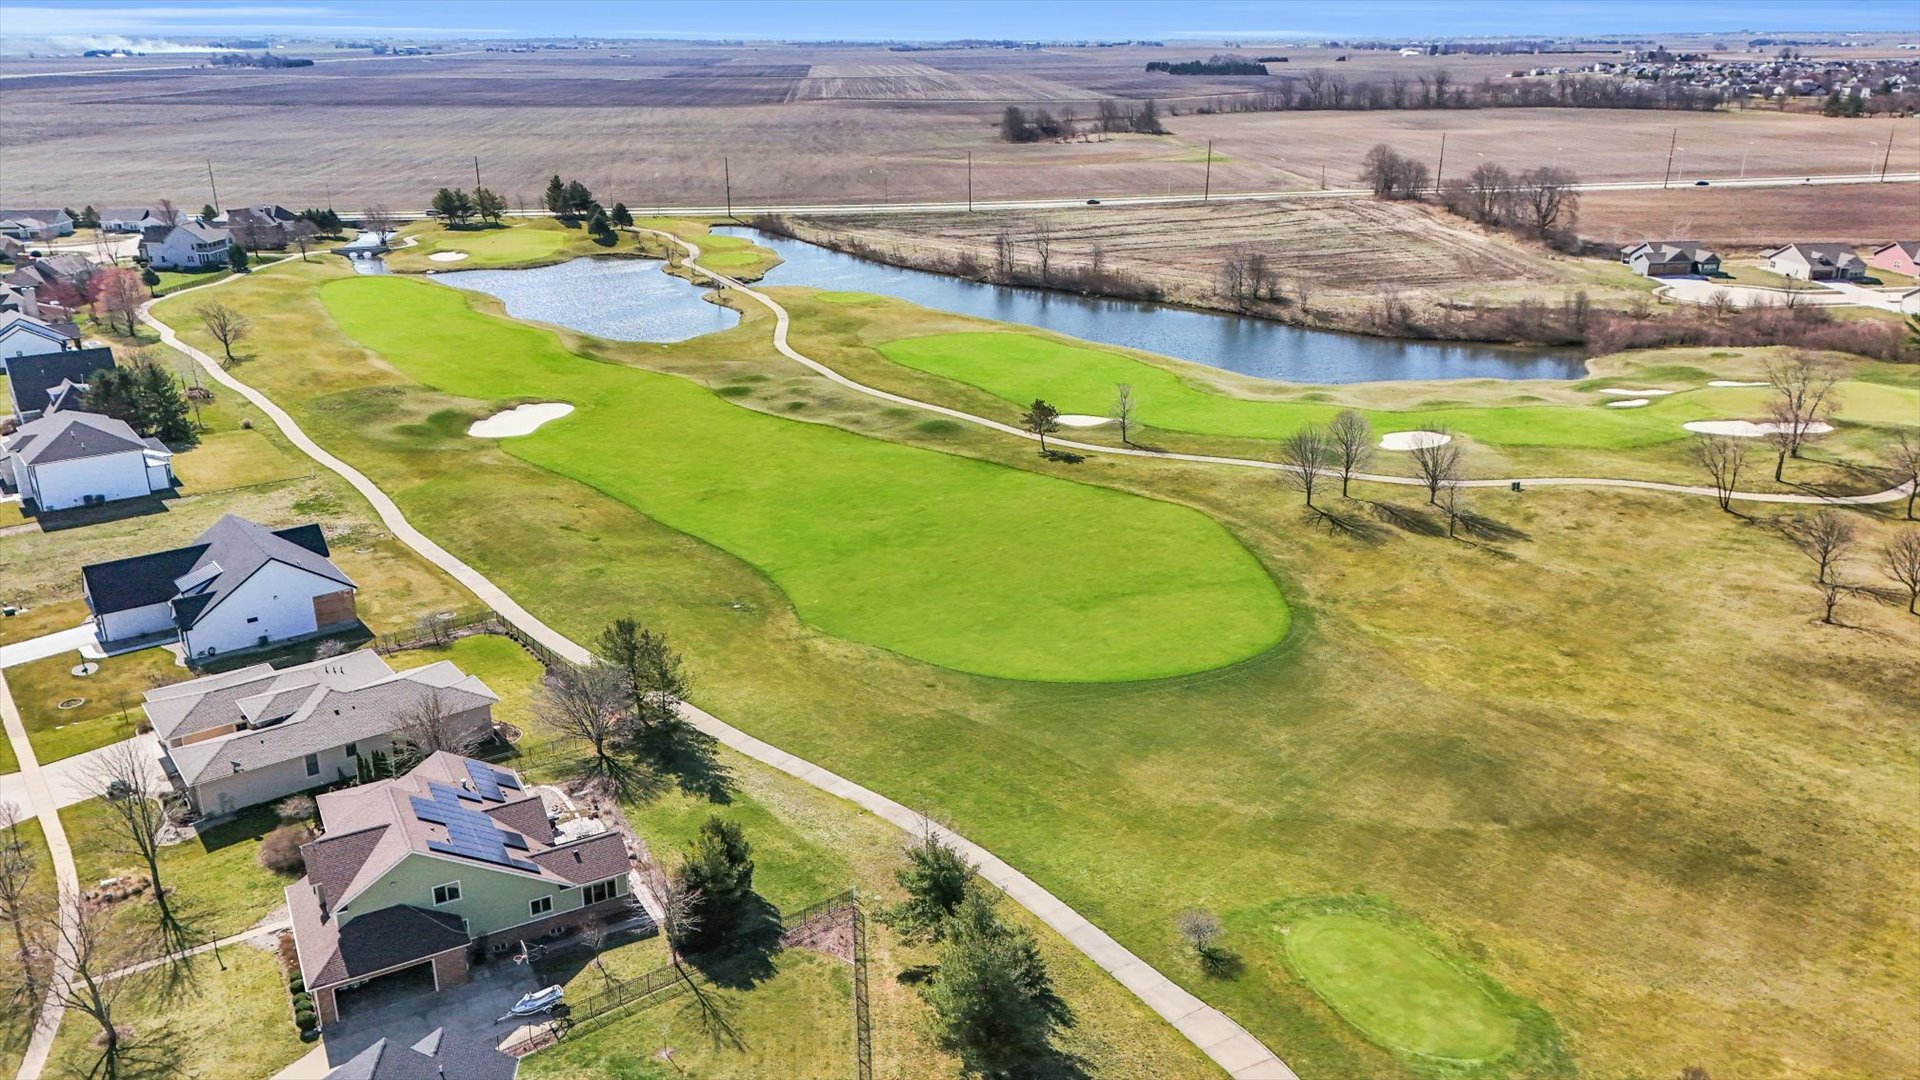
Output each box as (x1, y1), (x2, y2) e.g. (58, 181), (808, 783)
(289, 752), (638, 1027)
(143, 649), (498, 817)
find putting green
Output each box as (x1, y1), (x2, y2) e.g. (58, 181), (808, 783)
(876, 332), (1920, 449)
(412, 225), (565, 265)
(320, 277), (1289, 682)
(1285, 915), (1517, 1063)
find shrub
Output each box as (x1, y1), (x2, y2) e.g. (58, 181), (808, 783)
(288, 975), (304, 994)
(291, 991), (311, 1010)
(275, 794), (317, 824)
(259, 825), (314, 876)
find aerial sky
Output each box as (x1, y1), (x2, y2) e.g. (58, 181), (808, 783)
(2, 0), (1915, 47)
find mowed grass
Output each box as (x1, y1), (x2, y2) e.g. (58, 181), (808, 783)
(318, 275), (1289, 682)
(11, 647), (186, 763)
(1285, 915), (1518, 1064)
(391, 221), (565, 267)
(877, 331), (1920, 450)
(64, 799), (294, 940)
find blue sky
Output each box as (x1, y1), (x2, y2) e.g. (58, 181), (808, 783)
(3, 0), (1915, 45)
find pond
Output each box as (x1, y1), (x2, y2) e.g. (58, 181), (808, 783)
(716, 227), (1587, 384)
(432, 257), (740, 343)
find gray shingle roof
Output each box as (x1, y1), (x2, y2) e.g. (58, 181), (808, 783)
(81, 514), (353, 620)
(5, 347), (116, 419)
(145, 651), (392, 743)
(325, 1030), (515, 1080)
(3, 410), (150, 466)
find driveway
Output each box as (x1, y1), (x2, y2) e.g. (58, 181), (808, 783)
(1818, 279), (1920, 313)
(0, 734), (168, 818)
(1654, 277), (1848, 310)
(311, 959), (542, 1071)
(0, 623), (103, 669)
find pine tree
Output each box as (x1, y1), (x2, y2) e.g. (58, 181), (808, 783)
(563, 180), (595, 214)
(134, 362), (195, 444)
(587, 208), (612, 241)
(543, 174), (568, 214)
(883, 830), (975, 943)
(200, 203), (218, 222)
(610, 202), (633, 228)
(674, 816), (753, 952)
(227, 243), (249, 273)
(921, 891), (1067, 1074)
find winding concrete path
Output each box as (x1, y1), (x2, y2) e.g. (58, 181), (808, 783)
(2, 667), (82, 1080)
(138, 271), (1298, 1078)
(642, 228), (1915, 509)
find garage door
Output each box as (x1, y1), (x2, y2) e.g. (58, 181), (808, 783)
(333, 959), (437, 1022)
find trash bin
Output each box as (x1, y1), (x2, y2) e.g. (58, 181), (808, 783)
(1511, 481), (1522, 493)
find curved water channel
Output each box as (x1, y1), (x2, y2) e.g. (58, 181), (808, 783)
(409, 230), (1585, 383)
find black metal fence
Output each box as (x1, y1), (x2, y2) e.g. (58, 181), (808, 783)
(370, 607), (568, 670)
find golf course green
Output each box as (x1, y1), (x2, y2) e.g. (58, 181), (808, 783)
(876, 331), (1920, 449)
(1285, 914), (1519, 1064)
(319, 276), (1290, 682)
(406, 223), (566, 265)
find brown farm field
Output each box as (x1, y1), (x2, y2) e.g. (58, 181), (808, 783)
(1577, 182), (1920, 249)
(1, 43), (1913, 210)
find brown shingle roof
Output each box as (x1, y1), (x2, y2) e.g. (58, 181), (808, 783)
(288, 882), (467, 989)
(528, 832), (629, 885)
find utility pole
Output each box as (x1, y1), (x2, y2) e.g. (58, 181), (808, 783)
(206, 158), (220, 214)
(966, 151), (974, 213)
(1319, 163), (1326, 190)
(1881, 122), (1895, 181)
(1661, 127), (1677, 190)
(723, 156), (732, 219)
(1433, 132), (1447, 193)
(473, 155), (482, 189)
(1203, 139), (1213, 202)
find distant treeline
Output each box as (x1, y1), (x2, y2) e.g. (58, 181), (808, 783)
(999, 99), (1164, 142)
(1182, 69), (1723, 115)
(213, 52), (314, 68)
(1146, 56), (1269, 76)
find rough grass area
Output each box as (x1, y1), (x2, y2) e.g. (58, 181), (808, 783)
(317, 274), (1290, 682)
(45, 944), (305, 1080)
(12, 647), (184, 763)
(63, 799), (293, 941)
(152, 245), (1920, 1078)
(0, 599), (90, 647)
(0, 816), (54, 1076)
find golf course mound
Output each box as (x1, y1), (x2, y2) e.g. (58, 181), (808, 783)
(321, 276), (1290, 683)
(1285, 914), (1519, 1064)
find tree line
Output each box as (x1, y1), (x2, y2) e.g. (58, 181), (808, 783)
(1181, 68), (1723, 116)
(998, 98), (1163, 143)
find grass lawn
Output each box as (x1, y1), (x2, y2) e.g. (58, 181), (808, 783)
(12, 647), (185, 763)
(0, 816), (54, 1077)
(637, 218), (783, 282)
(64, 798), (295, 941)
(1284, 914), (1518, 1064)
(874, 329), (1920, 451)
(169, 426), (309, 492)
(523, 949), (852, 1080)
(45, 943), (306, 1080)
(316, 275), (1289, 683)
(0, 598), (90, 647)
(396, 634), (547, 737)
(151, 243), (1920, 1079)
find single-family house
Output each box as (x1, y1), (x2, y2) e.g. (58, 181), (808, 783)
(1868, 241), (1920, 279)
(98, 208), (168, 234)
(80, 514), (360, 658)
(288, 752), (637, 1027)
(0, 410), (173, 511)
(146, 649), (498, 817)
(219, 205), (300, 250)
(5, 254), (96, 296)
(4, 347), (116, 420)
(323, 1028), (515, 1080)
(0, 311), (81, 364)
(0, 209), (75, 240)
(140, 222), (232, 270)
(1621, 240), (1721, 278)
(1763, 243), (1867, 281)
(0, 236), (22, 263)
(0, 282), (37, 318)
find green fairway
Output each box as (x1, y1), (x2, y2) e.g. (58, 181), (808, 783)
(1286, 915), (1518, 1063)
(876, 331), (1920, 449)
(319, 276), (1289, 682)
(406, 223), (564, 264)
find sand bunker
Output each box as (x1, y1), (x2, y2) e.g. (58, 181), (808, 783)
(1599, 387), (1675, 397)
(1606, 399), (1651, 408)
(1055, 414), (1110, 428)
(1708, 380), (1767, 388)
(1683, 419), (1835, 438)
(1379, 430), (1451, 451)
(428, 251), (470, 263)
(468, 402), (574, 437)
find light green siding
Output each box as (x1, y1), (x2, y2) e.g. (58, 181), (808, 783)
(338, 852), (623, 937)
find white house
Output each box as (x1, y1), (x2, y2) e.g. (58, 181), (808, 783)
(1763, 243), (1867, 281)
(81, 515), (360, 658)
(145, 650), (498, 816)
(0, 312), (78, 364)
(98, 207), (166, 234)
(0, 209), (74, 240)
(0, 410), (173, 511)
(140, 221), (232, 270)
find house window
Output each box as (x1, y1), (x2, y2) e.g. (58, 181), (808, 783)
(344, 742), (357, 757)
(530, 896), (553, 918)
(582, 879), (617, 905)
(303, 753), (319, 776)
(246, 616), (259, 624)
(432, 882), (461, 906)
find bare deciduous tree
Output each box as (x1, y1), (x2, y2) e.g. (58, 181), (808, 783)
(1110, 384), (1136, 445)
(1174, 909), (1222, 955)
(540, 661), (642, 799)
(1439, 477), (1468, 538)
(1407, 431), (1463, 505)
(1693, 434), (1748, 512)
(1884, 430), (1920, 520)
(1764, 353), (1842, 479)
(360, 205), (397, 238)
(1280, 425), (1332, 507)
(993, 229), (1016, 278)
(1030, 220), (1054, 284)
(1325, 410), (1374, 499)
(194, 302), (250, 367)
(89, 741), (196, 958)
(1514, 165), (1581, 235)
(0, 804), (48, 1010)
(1882, 529), (1920, 615)
(51, 895), (174, 1080)
(1816, 574), (1848, 625)
(154, 199), (182, 228)
(1787, 510), (1856, 585)
(390, 689), (489, 770)
(647, 860), (703, 967)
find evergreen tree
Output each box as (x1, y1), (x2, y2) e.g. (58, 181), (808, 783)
(140, 266), (161, 295)
(543, 174), (568, 214)
(62, 207), (79, 225)
(610, 202), (633, 228)
(227, 243), (250, 272)
(200, 203), (218, 222)
(78, 205), (100, 229)
(431, 187), (476, 226)
(134, 362), (195, 444)
(563, 179), (595, 213)
(587, 208), (613, 241)
(472, 186), (507, 224)
(883, 830), (976, 944)
(921, 890), (1068, 1075)
(674, 816), (753, 952)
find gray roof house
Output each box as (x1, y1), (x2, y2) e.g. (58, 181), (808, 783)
(1763, 243), (1867, 281)
(4, 346), (116, 420)
(0, 209), (75, 240)
(0, 410), (173, 511)
(140, 221), (232, 270)
(325, 1027), (515, 1080)
(1622, 240), (1721, 278)
(145, 649), (498, 817)
(80, 514), (360, 659)
(289, 752), (638, 1028)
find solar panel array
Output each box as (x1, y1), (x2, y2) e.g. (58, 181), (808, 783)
(412, 782), (540, 872)
(463, 760), (522, 803)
